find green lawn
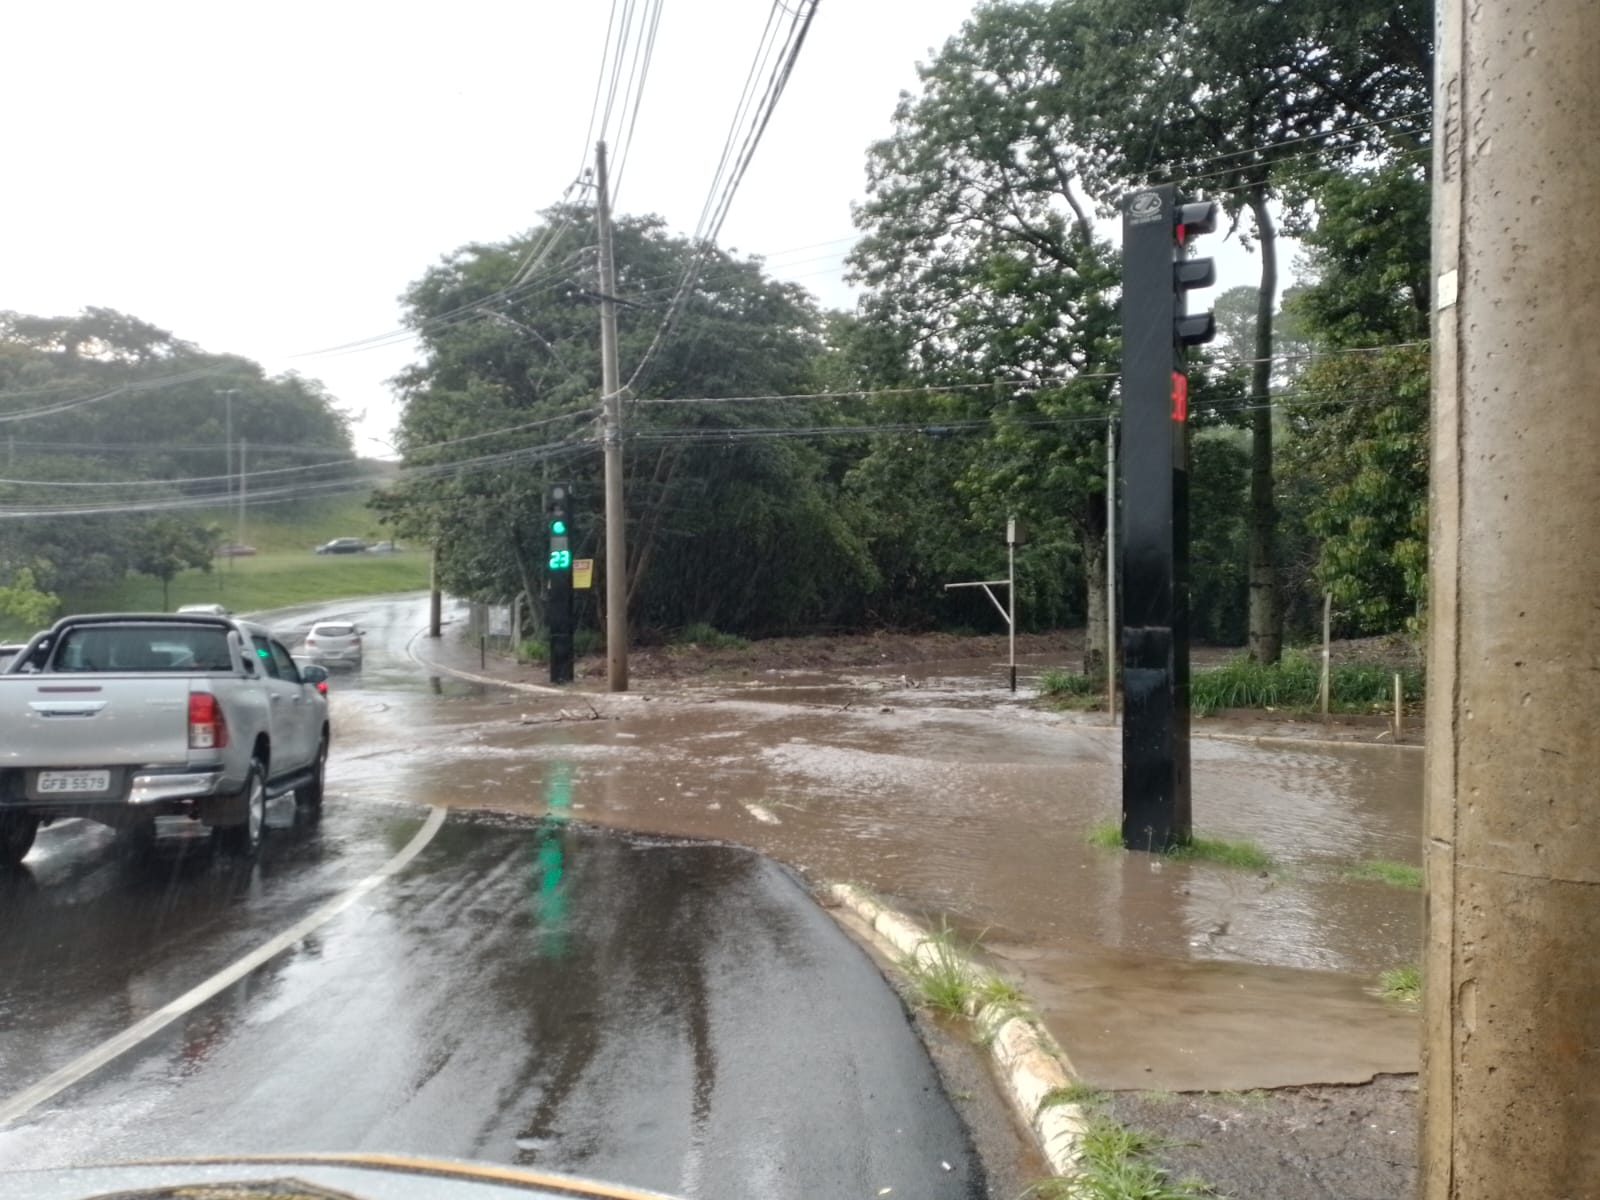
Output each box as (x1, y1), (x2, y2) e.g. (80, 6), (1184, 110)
(65, 551), (429, 619)
(187, 491), (393, 554)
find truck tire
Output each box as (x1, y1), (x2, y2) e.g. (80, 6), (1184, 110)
(296, 736), (327, 813)
(216, 760), (266, 858)
(0, 812), (39, 868)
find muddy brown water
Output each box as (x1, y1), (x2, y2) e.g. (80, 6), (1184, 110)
(325, 640), (1424, 1091)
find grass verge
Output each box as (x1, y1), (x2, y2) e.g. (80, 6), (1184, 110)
(1026, 1115), (1217, 1199)
(1346, 860), (1424, 889)
(1379, 964), (1421, 1004)
(1190, 649), (1424, 717)
(898, 922), (1025, 1023)
(1086, 820), (1124, 849)
(66, 551), (430, 617)
(1087, 820), (1274, 871)
(1166, 836), (1275, 871)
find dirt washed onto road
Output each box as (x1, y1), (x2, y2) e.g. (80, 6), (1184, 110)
(335, 648), (1422, 1089)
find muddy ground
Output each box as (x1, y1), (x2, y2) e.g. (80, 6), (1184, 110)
(1106, 1075), (1418, 1200)
(576, 628), (1423, 683)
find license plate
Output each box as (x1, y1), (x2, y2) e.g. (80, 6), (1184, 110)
(37, 770), (111, 794)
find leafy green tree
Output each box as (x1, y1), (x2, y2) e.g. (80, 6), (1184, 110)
(0, 567), (57, 630)
(1282, 162), (1430, 634)
(846, 1), (1121, 672)
(377, 210), (879, 635)
(1063, 0), (1431, 662)
(0, 308), (354, 495)
(129, 517), (214, 610)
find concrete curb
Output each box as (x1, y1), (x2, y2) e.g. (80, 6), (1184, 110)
(404, 628), (569, 697)
(823, 882), (1090, 1177)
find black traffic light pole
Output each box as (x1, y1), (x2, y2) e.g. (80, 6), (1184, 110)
(547, 482), (575, 684)
(1119, 184), (1215, 852)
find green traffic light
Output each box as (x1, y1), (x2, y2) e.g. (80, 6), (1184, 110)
(551, 519), (567, 535)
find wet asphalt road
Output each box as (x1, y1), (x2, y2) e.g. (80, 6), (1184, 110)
(0, 597), (985, 1199)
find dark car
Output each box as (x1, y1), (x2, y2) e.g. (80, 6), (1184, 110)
(315, 537), (368, 555)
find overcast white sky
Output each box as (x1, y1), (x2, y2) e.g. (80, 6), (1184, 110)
(2, 0), (1266, 457)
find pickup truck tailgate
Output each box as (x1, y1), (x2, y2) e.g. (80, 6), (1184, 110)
(0, 676), (194, 768)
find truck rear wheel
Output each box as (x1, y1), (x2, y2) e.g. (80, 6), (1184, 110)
(216, 761), (266, 858)
(0, 812), (39, 867)
(296, 735), (327, 813)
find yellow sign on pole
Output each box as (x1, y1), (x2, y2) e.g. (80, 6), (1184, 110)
(573, 558), (594, 590)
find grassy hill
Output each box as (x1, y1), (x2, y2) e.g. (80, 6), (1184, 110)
(0, 488), (425, 640)
(187, 487), (394, 554)
(67, 550), (429, 618)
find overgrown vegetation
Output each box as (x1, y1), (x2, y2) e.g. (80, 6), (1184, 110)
(898, 922), (1025, 1023)
(1086, 820), (1123, 850)
(673, 623), (750, 651)
(1087, 821), (1274, 871)
(1166, 837), (1275, 872)
(1025, 1116), (1217, 1200)
(1347, 860), (1424, 889)
(1036, 668), (1100, 704)
(1190, 651), (1422, 716)
(1379, 964), (1422, 1004)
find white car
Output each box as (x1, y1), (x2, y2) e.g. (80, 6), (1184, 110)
(303, 621), (364, 667)
(177, 603), (230, 617)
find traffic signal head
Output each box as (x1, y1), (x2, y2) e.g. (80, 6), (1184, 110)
(1175, 200), (1218, 242)
(547, 483), (572, 573)
(1173, 198), (1217, 347)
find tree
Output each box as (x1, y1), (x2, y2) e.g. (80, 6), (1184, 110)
(0, 308), (355, 500)
(0, 567), (57, 630)
(377, 210), (879, 636)
(1063, 0), (1432, 662)
(846, 0), (1121, 673)
(129, 518), (214, 609)
(1281, 162), (1431, 634)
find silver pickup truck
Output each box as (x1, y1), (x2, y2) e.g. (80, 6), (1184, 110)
(0, 613), (331, 865)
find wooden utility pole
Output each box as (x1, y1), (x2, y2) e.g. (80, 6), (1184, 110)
(595, 140), (629, 692)
(1423, 2), (1600, 1194)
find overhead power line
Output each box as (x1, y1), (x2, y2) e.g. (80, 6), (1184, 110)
(613, 0), (822, 402)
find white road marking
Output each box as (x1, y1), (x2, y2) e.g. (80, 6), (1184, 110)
(742, 802), (781, 825)
(0, 805), (448, 1128)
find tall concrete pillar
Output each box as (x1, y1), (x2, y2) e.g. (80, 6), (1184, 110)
(1424, 2), (1600, 1195)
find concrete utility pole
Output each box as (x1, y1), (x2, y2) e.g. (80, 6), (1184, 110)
(595, 139), (629, 692)
(428, 546), (442, 638)
(1423, 3), (1600, 1196)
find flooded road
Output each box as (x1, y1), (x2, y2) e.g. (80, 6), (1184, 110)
(0, 596), (997, 1199)
(387, 599), (1424, 1090)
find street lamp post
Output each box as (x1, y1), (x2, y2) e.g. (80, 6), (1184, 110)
(217, 389), (240, 566)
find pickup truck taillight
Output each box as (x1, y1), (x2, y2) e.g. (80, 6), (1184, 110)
(189, 693), (228, 750)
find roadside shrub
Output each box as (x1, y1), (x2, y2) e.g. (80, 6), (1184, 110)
(1190, 650), (1423, 715)
(517, 638), (549, 664)
(1039, 668), (1097, 697)
(675, 622), (750, 650)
